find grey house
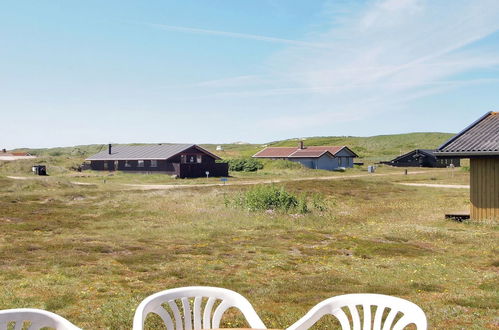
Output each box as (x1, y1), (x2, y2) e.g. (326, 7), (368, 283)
(253, 142), (358, 170)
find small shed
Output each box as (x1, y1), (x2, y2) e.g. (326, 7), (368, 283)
(436, 111), (498, 220)
(385, 149), (460, 168)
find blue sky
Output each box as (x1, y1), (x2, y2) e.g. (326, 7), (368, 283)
(1, 0), (499, 149)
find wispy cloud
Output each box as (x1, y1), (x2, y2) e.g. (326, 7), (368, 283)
(145, 23), (336, 49)
(147, 0), (499, 135)
(255, 0), (499, 130)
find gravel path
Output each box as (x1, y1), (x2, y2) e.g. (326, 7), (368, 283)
(5, 170), (443, 190)
(121, 170), (439, 190)
(397, 182), (469, 189)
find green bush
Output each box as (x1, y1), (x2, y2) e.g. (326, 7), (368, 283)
(239, 185), (298, 211)
(228, 158), (263, 172)
(227, 185), (328, 214)
(261, 159), (303, 170)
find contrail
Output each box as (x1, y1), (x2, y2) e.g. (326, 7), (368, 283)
(145, 23), (334, 49)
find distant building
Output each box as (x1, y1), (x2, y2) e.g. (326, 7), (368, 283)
(436, 111), (498, 220)
(253, 142), (357, 170)
(0, 149), (36, 161)
(216, 145), (223, 151)
(384, 149), (460, 168)
(86, 144), (228, 178)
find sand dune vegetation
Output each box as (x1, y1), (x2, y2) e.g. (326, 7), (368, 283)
(0, 164), (496, 329)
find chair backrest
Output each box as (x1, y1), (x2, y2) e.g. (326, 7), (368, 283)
(287, 294), (427, 330)
(0, 308), (81, 330)
(133, 286), (267, 330)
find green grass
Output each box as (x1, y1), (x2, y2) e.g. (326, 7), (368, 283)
(267, 132), (455, 161)
(0, 167), (497, 329)
(10, 132), (455, 162)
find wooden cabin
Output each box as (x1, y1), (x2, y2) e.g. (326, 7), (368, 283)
(253, 142), (358, 170)
(385, 149), (460, 168)
(436, 111), (498, 220)
(86, 144), (228, 178)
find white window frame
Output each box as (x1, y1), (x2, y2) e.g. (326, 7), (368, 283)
(125, 160), (132, 168)
(150, 160), (158, 168)
(137, 160), (144, 167)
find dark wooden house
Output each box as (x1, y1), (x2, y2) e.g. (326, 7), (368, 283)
(436, 111), (498, 220)
(86, 144), (228, 178)
(385, 149), (460, 168)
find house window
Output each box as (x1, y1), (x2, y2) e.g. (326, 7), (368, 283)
(181, 154), (198, 164)
(138, 160), (144, 167)
(197, 155), (202, 163)
(150, 160), (158, 167)
(125, 160), (131, 168)
(103, 161), (108, 170)
(338, 157), (342, 166)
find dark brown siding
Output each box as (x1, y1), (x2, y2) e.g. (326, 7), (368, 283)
(115, 160), (175, 172)
(390, 153), (460, 167)
(470, 158), (499, 220)
(89, 146), (223, 177)
(169, 146), (217, 164)
(178, 162), (228, 178)
(90, 160), (106, 170)
(91, 160), (176, 173)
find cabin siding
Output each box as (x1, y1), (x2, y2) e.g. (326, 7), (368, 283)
(470, 158), (499, 220)
(318, 154), (337, 170)
(290, 158), (315, 169)
(87, 145), (227, 178)
(90, 158), (227, 178)
(387, 149), (460, 168)
(334, 149), (355, 168)
(90, 160), (175, 173)
(290, 154), (352, 170)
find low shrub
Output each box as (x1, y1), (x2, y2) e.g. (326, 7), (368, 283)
(228, 158), (263, 172)
(236, 185), (297, 211)
(261, 159), (303, 170)
(227, 185), (327, 214)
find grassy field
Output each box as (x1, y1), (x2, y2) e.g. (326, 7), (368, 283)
(0, 165), (497, 329)
(263, 132), (455, 162)
(12, 132), (455, 163)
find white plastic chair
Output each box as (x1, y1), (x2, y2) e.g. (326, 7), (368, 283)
(133, 286), (267, 330)
(287, 294), (427, 330)
(0, 308), (81, 330)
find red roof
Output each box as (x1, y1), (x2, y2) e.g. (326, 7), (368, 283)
(253, 145), (356, 158)
(306, 146), (343, 155)
(288, 149), (329, 158)
(0, 152), (31, 157)
(253, 147), (298, 158)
